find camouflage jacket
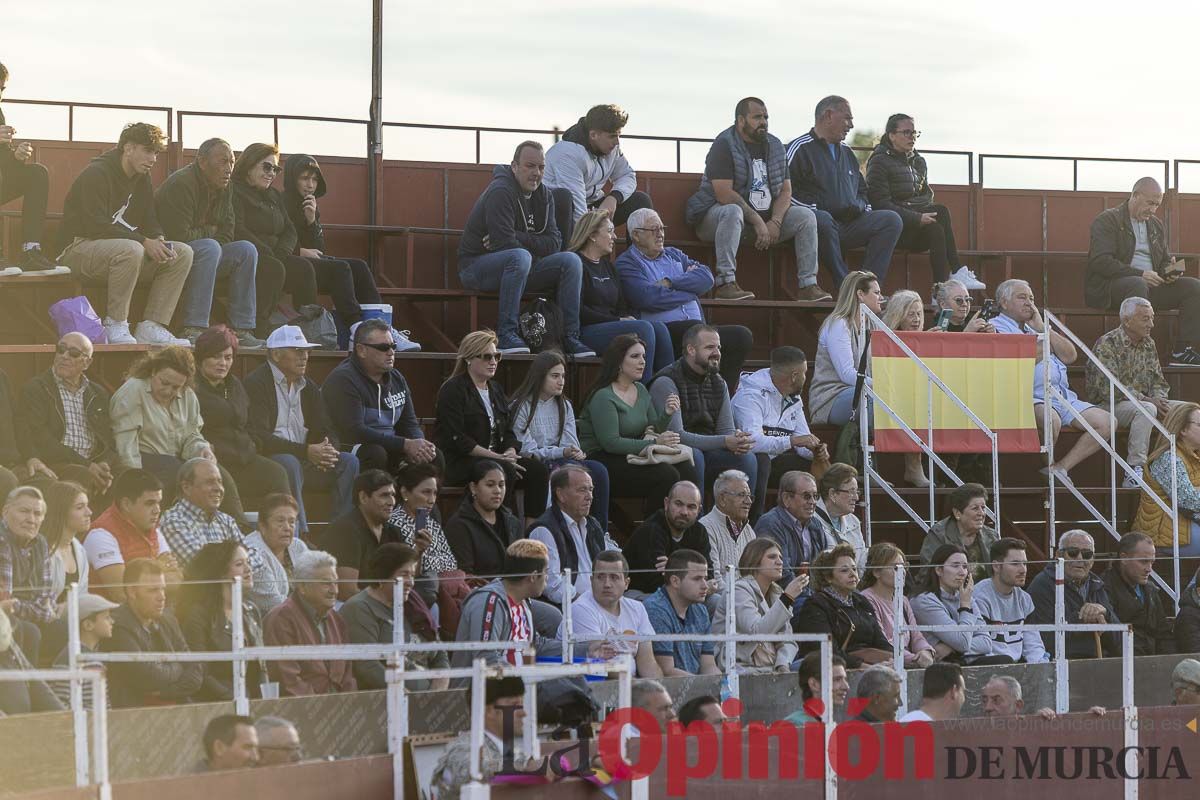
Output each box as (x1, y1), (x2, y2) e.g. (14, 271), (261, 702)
(1084, 326), (1168, 405)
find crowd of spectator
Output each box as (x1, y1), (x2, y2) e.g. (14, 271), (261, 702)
(5, 77), (1200, 794)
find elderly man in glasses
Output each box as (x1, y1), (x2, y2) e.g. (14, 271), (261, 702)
(1027, 529), (1119, 659)
(15, 332), (117, 494)
(321, 318), (442, 477)
(616, 207), (754, 390)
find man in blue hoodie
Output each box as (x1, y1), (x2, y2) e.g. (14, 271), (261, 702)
(457, 141), (594, 356)
(321, 318), (442, 476)
(786, 96), (902, 285)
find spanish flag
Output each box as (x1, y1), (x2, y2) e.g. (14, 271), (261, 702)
(872, 331), (1040, 453)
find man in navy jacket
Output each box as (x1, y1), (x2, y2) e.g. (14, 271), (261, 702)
(786, 96), (902, 285)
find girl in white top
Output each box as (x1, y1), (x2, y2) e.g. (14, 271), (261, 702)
(44, 480), (92, 605)
(808, 271), (883, 427)
(509, 350), (612, 528)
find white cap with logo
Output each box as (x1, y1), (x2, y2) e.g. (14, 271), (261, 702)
(266, 325), (321, 350)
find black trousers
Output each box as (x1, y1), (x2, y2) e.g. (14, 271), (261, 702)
(1108, 274), (1200, 349)
(896, 203), (960, 283)
(552, 188), (654, 250)
(303, 255), (384, 322)
(663, 320), (753, 393)
(0, 160), (49, 248)
(252, 248), (309, 328)
(356, 444), (446, 478)
(589, 450), (698, 516)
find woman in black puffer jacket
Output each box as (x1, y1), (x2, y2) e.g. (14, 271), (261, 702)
(866, 114), (980, 289)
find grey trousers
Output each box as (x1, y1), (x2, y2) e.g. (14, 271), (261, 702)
(695, 203), (818, 288)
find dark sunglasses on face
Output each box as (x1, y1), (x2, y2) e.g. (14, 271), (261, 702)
(260, 161), (282, 175)
(1061, 547), (1094, 560)
(358, 341), (396, 353)
(55, 343), (89, 359)
(476, 352), (502, 363)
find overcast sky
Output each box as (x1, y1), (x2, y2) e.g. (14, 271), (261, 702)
(4, 0), (1199, 189)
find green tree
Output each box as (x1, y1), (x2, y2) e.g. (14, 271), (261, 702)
(851, 129), (878, 173)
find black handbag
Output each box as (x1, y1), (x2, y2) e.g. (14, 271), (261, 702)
(833, 328), (871, 471)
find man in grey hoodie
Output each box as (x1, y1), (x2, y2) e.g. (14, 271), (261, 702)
(457, 141), (593, 357)
(451, 539), (562, 675)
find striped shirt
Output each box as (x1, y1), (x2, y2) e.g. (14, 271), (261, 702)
(56, 375), (95, 459)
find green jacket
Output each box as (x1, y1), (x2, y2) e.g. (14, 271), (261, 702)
(154, 162), (235, 244)
(578, 383), (672, 456)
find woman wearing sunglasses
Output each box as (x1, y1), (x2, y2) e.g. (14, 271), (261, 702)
(865, 114), (983, 291)
(230, 143), (321, 336)
(435, 330), (549, 527)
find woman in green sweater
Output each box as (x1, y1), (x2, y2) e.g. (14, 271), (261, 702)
(578, 333), (699, 514)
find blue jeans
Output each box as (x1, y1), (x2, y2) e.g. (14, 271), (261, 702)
(692, 448), (758, 502)
(180, 239), (258, 329)
(812, 209), (902, 286)
(270, 452), (360, 534)
(580, 319), (673, 382)
(458, 248), (583, 341)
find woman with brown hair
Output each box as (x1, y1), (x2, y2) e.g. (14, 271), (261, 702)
(42, 480), (91, 605)
(434, 330), (549, 523)
(794, 542), (893, 667)
(230, 142), (319, 332)
(1134, 401), (1200, 557)
(109, 346), (247, 519)
(569, 208), (673, 378)
(858, 541), (935, 668)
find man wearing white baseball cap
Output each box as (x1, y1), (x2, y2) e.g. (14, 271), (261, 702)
(51, 592), (119, 707)
(243, 325), (360, 536)
(1172, 658), (1200, 706)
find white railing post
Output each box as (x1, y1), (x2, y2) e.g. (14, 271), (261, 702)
(390, 576), (407, 800)
(1054, 558), (1068, 714)
(1122, 628), (1139, 800)
(820, 638), (837, 800)
(66, 582), (88, 786)
(231, 576), (248, 716)
(1043, 317), (1056, 550)
(93, 673), (111, 800)
(892, 565), (908, 715)
(1171, 435), (1181, 613)
(724, 563), (739, 700)
(562, 568), (574, 664)
(860, 310), (874, 546)
(467, 658), (487, 788)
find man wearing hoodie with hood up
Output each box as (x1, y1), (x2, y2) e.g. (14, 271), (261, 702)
(59, 123), (193, 346)
(543, 104), (654, 246)
(457, 141), (593, 356)
(321, 318), (441, 476)
(282, 154), (419, 352)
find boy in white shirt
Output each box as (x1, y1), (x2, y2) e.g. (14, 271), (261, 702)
(558, 550), (662, 677)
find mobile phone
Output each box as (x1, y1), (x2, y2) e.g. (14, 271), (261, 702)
(1163, 259), (1185, 277)
(933, 309), (953, 330)
(415, 508), (430, 531)
(979, 299), (998, 320)
(798, 563), (810, 577)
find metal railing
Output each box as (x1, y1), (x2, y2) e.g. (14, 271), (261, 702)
(3, 98), (174, 143)
(857, 304), (1003, 540)
(979, 153), (1170, 191)
(1040, 310), (1180, 606)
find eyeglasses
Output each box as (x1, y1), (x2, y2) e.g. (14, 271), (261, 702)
(55, 343), (90, 359)
(722, 490), (752, 500)
(950, 297), (972, 306)
(785, 491), (821, 502)
(1061, 547), (1095, 560)
(635, 226), (667, 236)
(260, 161), (282, 175)
(833, 487), (860, 497)
(476, 352), (502, 363)
(357, 341), (397, 352)
(896, 130), (922, 139)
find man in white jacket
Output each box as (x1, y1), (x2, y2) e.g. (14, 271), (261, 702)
(972, 537), (1049, 663)
(732, 346), (828, 517)
(543, 104), (654, 245)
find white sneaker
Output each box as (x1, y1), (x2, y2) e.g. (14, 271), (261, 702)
(391, 328), (421, 353)
(103, 317), (137, 345)
(951, 265), (986, 291)
(1123, 465), (1144, 489)
(134, 320), (191, 347)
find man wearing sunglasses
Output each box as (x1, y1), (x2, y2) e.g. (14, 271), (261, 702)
(1027, 529), (1118, 659)
(14, 333), (116, 495)
(322, 318), (442, 476)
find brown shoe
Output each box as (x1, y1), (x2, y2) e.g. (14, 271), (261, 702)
(714, 282), (755, 300)
(794, 284), (832, 302)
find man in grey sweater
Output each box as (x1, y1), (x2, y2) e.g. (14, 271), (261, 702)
(649, 324), (759, 510)
(972, 538), (1049, 663)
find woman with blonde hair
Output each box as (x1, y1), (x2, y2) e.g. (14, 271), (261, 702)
(1133, 401), (1200, 557)
(569, 209), (672, 379)
(881, 289), (931, 486)
(434, 330), (549, 523)
(808, 270), (883, 427)
(109, 346), (248, 520)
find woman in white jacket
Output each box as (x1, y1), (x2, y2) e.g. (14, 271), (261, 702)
(711, 537), (809, 672)
(808, 271), (883, 427)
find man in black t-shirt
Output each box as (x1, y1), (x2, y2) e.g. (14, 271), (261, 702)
(685, 97), (825, 302)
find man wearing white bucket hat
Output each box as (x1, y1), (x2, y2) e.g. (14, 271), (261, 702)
(244, 325), (361, 535)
